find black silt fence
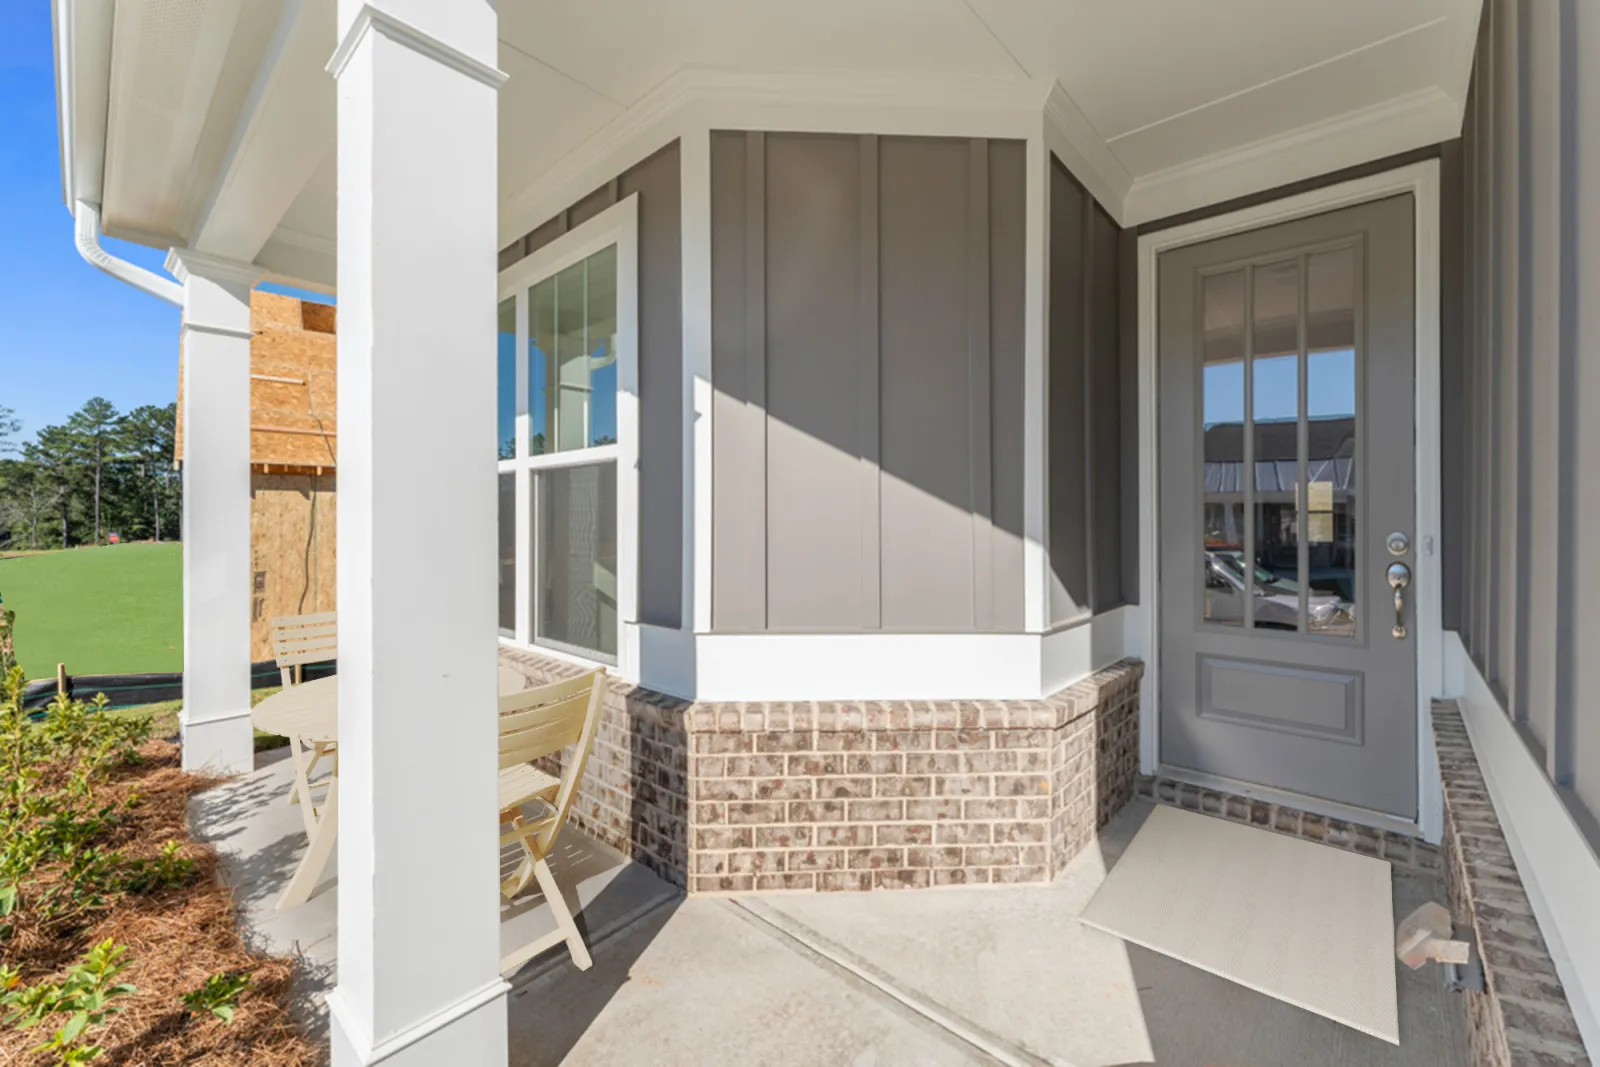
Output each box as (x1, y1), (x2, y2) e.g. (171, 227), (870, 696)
(19, 659), (337, 712)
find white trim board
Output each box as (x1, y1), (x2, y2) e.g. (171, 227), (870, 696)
(505, 609), (1132, 703)
(1443, 631), (1600, 1057)
(1134, 160), (1445, 843)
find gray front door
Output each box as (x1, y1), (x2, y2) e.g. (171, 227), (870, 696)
(1158, 194), (1417, 819)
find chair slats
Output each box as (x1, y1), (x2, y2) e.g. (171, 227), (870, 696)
(497, 692), (590, 734)
(272, 613), (338, 681)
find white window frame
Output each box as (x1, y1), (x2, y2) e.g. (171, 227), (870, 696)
(497, 195), (639, 678)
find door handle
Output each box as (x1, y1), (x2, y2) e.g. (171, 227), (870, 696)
(1386, 562), (1411, 639)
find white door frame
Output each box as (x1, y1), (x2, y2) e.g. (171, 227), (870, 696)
(1131, 159), (1444, 843)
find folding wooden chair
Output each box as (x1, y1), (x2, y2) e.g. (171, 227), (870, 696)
(271, 612), (338, 824)
(497, 667), (608, 974)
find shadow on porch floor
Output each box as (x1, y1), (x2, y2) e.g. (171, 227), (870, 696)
(190, 755), (1470, 1065)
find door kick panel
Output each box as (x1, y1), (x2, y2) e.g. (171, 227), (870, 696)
(1197, 656), (1365, 744)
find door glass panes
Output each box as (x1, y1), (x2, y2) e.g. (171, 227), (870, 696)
(498, 472), (515, 634)
(497, 299), (516, 460)
(1252, 260), (1302, 631)
(536, 463), (618, 660)
(529, 245), (618, 456)
(1307, 246), (1358, 636)
(1200, 269), (1246, 627)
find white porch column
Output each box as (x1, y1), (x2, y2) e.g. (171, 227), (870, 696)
(166, 249), (260, 775)
(326, 3), (508, 1065)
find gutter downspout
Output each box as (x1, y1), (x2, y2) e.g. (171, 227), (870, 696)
(73, 199), (183, 306)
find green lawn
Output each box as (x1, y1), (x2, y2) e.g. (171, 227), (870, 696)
(0, 543), (182, 679)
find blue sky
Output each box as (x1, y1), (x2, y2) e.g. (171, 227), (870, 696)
(0, 5), (183, 444)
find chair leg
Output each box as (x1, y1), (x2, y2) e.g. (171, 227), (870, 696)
(501, 814), (536, 899)
(531, 856), (591, 971)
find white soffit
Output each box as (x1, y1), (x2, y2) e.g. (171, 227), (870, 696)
(101, 0), (258, 242)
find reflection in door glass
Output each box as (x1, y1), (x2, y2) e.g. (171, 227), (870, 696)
(1252, 260), (1301, 631)
(1200, 270), (1246, 627)
(1307, 246), (1357, 636)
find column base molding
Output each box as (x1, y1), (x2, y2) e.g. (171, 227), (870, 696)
(178, 709), (254, 774)
(328, 980), (509, 1067)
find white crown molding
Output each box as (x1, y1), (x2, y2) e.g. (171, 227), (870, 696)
(1041, 80), (1133, 225)
(327, 4), (507, 89)
(1122, 87), (1461, 227)
(498, 67), (1044, 247)
(1441, 0), (1485, 116)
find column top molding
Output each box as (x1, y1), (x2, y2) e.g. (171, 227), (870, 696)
(165, 247), (266, 288)
(327, 5), (507, 89)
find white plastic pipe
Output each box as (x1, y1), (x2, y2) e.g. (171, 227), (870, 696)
(73, 199), (183, 306)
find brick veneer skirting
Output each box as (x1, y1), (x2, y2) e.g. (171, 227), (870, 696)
(1134, 775), (1443, 873)
(1434, 701), (1591, 1067)
(498, 648), (1143, 892)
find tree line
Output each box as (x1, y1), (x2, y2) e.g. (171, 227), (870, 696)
(0, 399), (180, 551)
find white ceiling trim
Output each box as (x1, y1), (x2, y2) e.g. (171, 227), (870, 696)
(499, 67), (1045, 246)
(1042, 80), (1132, 224)
(1122, 86), (1462, 227)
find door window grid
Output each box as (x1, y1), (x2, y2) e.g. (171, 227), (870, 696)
(1197, 239), (1361, 639)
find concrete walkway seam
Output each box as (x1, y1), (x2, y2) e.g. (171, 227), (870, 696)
(726, 898), (1063, 1067)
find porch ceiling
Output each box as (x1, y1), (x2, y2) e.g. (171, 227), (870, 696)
(62, 0), (1480, 282)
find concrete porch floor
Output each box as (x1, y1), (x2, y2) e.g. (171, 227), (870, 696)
(191, 754), (1470, 1066)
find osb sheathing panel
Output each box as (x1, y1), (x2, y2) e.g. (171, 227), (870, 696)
(251, 472), (337, 663)
(175, 291), (338, 469)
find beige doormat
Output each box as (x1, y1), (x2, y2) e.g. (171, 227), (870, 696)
(1080, 804), (1399, 1044)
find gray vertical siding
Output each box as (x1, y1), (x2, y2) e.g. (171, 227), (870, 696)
(499, 142), (683, 629)
(1049, 157), (1126, 625)
(710, 132), (1025, 633)
(1456, 0), (1600, 844)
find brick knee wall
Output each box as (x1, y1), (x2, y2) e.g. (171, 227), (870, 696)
(500, 648), (1143, 892)
(1434, 701), (1591, 1067)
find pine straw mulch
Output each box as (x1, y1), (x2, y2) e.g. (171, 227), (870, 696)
(0, 740), (320, 1066)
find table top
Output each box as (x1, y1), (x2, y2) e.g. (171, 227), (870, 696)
(251, 666), (531, 745)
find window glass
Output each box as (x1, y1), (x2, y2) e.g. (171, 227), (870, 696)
(1307, 245), (1358, 637)
(1201, 269), (1246, 627)
(497, 298), (516, 460)
(531, 245), (618, 455)
(1252, 259), (1301, 632)
(498, 472), (515, 634)
(536, 463), (618, 660)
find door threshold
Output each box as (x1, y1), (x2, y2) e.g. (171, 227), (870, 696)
(1154, 764), (1422, 840)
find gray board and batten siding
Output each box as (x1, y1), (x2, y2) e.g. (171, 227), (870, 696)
(1453, 0), (1600, 847)
(710, 132), (1028, 633)
(499, 141), (684, 631)
(709, 131), (1131, 636)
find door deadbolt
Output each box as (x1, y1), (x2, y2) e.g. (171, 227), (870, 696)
(1387, 562), (1412, 639)
(1386, 531), (1410, 557)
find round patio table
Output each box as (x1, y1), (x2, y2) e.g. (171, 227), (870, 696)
(253, 666), (532, 911)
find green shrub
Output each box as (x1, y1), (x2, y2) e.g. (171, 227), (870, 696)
(1, 939), (137, 1065)
(180, 971), (250, 1023)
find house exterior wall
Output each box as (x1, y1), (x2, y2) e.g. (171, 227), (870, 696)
(1454, 0), (1599, 851)
(497, 141), (684, 630)
(709, 132), (1027, 634)
(1048, 157), (1127, 624)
